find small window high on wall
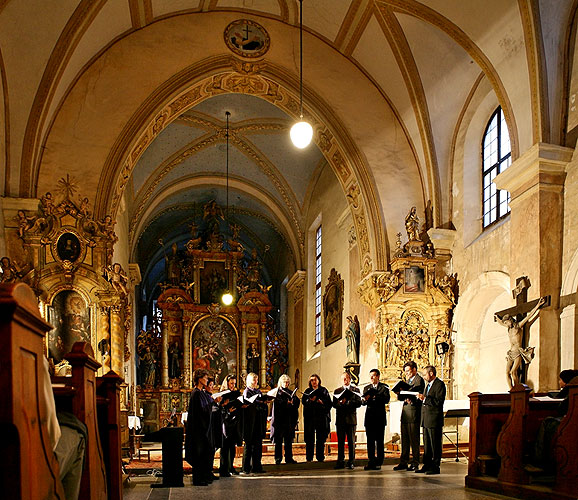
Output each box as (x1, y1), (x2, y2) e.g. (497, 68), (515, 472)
(314, 225), (322, 345)
(482, 107), (511, 228)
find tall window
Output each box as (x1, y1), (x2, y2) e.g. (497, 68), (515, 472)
(482, 106), (511, 228)
(314, 225), (322, 345)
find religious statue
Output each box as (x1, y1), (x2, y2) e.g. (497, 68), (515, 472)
(40, 192), (55, 216)
(405, 206), (421, 242)
(141, 347), (157, 387)
(345, 315), (360, 364)
(104, 263), (129, 295)
(161, 241), (181, 285)
(246, 342), (260, 374)
(495, 296), (546, 389)
(168, 341), (181, 379)
(437, 273), (458, 304)
(0, 256), (22, 283)
(15, 209), (35, 238)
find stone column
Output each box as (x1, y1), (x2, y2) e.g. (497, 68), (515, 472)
(241, 320), (247, 378)
(110, 304), (122, 374)
(560, 305), (576, 369)
(183, 319), (191, 388)
(161, 320), (169, 387)
(260, 315), (267, 387)
(494, 143), (574, 390)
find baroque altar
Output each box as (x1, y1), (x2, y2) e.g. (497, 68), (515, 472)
(358, 207), (458, 395)
(136, 201), (287, 432)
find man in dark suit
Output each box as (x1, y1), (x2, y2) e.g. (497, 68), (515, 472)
(333, 371), (362, 470)
(416, 365), (446, 475)
(363, 368), (390, 470)
(393, 360), (425, 471)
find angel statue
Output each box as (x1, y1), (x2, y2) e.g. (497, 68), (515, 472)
(104, 263), (129, 295)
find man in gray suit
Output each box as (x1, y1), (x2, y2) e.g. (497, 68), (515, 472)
(393, 361), (425, 471)
(416, 365), (446, 475)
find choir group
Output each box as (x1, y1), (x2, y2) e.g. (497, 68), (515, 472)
(183, 364), (445, 486)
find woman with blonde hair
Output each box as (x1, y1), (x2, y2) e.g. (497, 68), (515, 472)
(270, 374), (300, 464)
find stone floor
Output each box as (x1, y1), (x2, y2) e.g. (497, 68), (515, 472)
(123, 459), (506, 500)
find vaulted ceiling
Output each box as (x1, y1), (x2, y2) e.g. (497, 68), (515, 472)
(1, 0), (571, 302)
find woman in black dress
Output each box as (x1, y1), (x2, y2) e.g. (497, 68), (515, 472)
(270, 374), (300, 464)
(218, 374), (242, 476)
(302, 373), (331, 462)
(185, 368), (214, 486)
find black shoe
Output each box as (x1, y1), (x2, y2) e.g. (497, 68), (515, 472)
(415, 466), (429, 473)
(425, 468), (440, 475)
(286, 459), (297, 464)
(220, 472), (231, 478)
(252, 467), (265, 474)
(193, 481), (208, 486)
(317, 457), (325, 462)
(364, 464), (377, 470)
(334, 462), (345, 470)
(275, 459), (282, 465)
(374, 465), (381, 470)
(393, 464), (408, 471)
(346, 462), (355, 470)
(231, 468), (239, 475)
(211, 473), (220, 481)
(407, 465), (418, 472)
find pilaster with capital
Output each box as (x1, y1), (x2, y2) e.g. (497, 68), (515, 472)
(260, 316), (267, 387)
(99, 305), (111, 372)
(494, 142), (574, 390)
(110, 303), (123, 374)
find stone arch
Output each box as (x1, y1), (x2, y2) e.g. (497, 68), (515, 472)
(452, 271), (511, 398)
(96, 58), (388, 278)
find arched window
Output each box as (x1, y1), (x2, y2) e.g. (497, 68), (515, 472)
(482, 107), (511, 228)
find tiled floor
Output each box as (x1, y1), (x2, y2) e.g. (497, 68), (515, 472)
(123, 459), (505, 500)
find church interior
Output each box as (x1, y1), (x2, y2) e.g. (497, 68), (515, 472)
(1, 1), (578, 499)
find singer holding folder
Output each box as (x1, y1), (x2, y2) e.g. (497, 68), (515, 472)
(241, 372), (268, 474)
(270, 374), (300, 464)
(302, 374), (331, 462)
(332, 371), (362, 469)
(393, 361), (425, 471)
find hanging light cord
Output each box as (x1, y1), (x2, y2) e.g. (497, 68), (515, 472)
(225, 111), (230, 224)
(299, 0), (304, 119)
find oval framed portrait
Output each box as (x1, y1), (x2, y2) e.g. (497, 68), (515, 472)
(55, 231), (82, 262)
(224, 19), (270, 58)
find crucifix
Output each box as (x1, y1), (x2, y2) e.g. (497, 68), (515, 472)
(494, 276), (550, 389)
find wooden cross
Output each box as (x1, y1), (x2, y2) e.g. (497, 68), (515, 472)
(494, 276), (550, 384)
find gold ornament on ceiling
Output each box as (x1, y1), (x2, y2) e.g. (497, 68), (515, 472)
(224, 19), (270, 58)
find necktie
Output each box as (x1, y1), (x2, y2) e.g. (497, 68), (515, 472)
(426, 383), (431, 395)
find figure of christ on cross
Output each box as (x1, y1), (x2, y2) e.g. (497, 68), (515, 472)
(494, 276), (549, 389)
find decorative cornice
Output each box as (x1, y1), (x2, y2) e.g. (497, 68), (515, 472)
(286, 270), (306, 302)
(493, 143), (574, 205)
(426, 228), (457, 254)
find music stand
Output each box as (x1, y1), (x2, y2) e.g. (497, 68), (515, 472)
(444, 408), (469, 462)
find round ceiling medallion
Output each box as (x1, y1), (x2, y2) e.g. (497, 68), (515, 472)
(224, 19), (270, 58)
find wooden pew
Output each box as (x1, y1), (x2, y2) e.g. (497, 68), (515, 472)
(52, 343), (108, 500)
(467, 383), (578, 500)
(0, 282), (123, 500)
(553, 379), (578, 498)
(466, 392), (511, 480)
(0, 282), (66, 500)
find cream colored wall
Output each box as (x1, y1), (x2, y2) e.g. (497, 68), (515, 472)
(449, 78), (514, 398)
(302, 163), (353, 393)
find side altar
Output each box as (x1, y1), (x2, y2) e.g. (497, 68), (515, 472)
(136, 201), (287, 432)
(358, 207), (458, 395)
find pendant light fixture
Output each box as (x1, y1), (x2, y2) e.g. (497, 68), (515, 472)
(222, 110), (234, 306)
(290, 0), (313, 149)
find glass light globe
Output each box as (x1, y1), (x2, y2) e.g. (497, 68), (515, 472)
(290, 120), (313, 149)
(221, 292), (234, 306)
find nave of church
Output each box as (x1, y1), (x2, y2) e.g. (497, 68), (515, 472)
(2, 1), (578, 499)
